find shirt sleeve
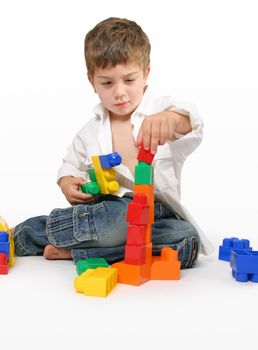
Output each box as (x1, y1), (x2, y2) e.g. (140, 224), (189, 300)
(57, 132), (90, 185)
(166, 97), (204, 163)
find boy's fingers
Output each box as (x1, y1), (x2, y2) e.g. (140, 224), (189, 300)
(150, 121), (160, 154)
(142, 120), (151, 150)
(135, 128), (143, 147)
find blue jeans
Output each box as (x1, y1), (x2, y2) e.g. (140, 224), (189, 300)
(13, 195), (200, 268)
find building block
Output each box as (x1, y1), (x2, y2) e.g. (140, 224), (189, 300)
(219, 237), (252, 262)
(126, 193), (150, 225)
(151, 247), (181, 280)
(87, 167), (97, 182)
(112, 260), (151, 286)
(74, 267), (117, 297)
(230, 250), (258, 282)
(0, 216), (15, 267)
(134, 184), (154, 224)
(124, 244), (147, 265)
(126, 225), (146, 245)
(92, 156), (119, 194)
(0, 232), (10, 258)
(135, 162), (154, 185)
(76, 258), (109, 275)
(81, 181), (100, 195)
(99, 152), (122, 168)
(137, 145), (155, 164)
(0, 253), (8, 274)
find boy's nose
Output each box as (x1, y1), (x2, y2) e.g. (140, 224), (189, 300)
(114, 82), (125, 98)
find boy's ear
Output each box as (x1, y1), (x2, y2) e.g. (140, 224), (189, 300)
(145, 64), (150, 80)
(87, 74), (97, 93)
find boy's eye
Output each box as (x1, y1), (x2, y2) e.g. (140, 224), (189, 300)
(101, 81), (112, 86)
(125, 79), (135, 83)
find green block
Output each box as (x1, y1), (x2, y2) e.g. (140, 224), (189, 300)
(87, 167), (97, 182)
(81, 181), (100, 195)
(76, 258), (109, 275)
(135, 164), (154, 184)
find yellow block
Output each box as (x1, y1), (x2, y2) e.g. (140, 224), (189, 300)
(92, 156), (119, 194)
(0, 216), (15, 267)
(74, 267), (117, 297)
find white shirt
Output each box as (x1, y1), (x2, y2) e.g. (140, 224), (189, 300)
(57, 87), (214, 255)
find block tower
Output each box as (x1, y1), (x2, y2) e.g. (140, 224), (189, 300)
(112, 146), (180, 286)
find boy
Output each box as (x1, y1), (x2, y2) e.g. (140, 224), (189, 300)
(13, 17), (213, 268)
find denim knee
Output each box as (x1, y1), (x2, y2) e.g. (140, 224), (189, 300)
(13, 216), (49, 256)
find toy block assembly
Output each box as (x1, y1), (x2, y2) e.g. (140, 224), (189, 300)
(74, 267), (118, 297)
(219, 237), (252, 262)
(230, 250), (258, 282)
(0, 216), (15, 274)
(112, 147), (180, 286)
(76, 148), (181, 296)
(81, 152), (121, 195)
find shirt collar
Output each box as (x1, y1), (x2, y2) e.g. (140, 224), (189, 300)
(92, 86), (157, 125)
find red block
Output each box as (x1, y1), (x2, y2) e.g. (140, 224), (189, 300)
(137, 145), (155, 164)
(127, 225), (146, 245)
(0, 253), (8, 275)
(126, 193), (149, 225)
(124, 244), (147, 265)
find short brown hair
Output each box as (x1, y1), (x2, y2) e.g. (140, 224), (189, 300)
(84, 17), (151, 76)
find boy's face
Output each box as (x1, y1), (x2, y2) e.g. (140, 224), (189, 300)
(89, 62), (150, 120)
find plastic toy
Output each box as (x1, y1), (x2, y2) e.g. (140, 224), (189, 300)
(112, 148), (180, 286)
(99, 152), (122, 168)
(76, 257), (109, 275)
(219, 237), (252, 262)
(75, 147), (180, 296)
(81, 152), (122, 195)
(137, 144), (155, 164)
(134, 162), (154, 185)
(74, 267), (118, 297)
(230, 250), (258, 282)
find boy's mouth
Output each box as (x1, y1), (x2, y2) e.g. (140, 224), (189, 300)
(114, 101), (129, 107)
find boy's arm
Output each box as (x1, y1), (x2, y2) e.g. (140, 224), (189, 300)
(57, 133), (94, 204)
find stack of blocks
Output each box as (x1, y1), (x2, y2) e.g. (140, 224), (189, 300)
(81, 152), (122, 195)
(74, 148), (180, 296)
(0, 217), (15, 275)
(76, 152), (122, 296)
(74, 257), (117, 297)
(219, 237), (258, 282)
(112, 146), (180, 286)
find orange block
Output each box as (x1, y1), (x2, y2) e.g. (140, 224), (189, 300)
(151, 247), (181, 280)
(145, 224), (152, 244)
(134, 184), (154, 224)
(112, 260), (151, 286)
(145, 243), (152, 264)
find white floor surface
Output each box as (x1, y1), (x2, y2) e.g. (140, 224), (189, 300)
(1, 251), (257, 350)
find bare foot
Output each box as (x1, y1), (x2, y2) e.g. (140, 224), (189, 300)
(43, 244), (72, 260)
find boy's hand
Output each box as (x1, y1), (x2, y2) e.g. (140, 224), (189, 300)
(60, 176), (95, 205)
(135, 110), (190, 155)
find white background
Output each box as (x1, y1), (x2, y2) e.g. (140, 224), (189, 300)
(1, 0), (258, 349)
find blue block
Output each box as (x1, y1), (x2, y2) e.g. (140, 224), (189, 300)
(230, 250), (258, 283)
(218, 237), (252, 262)
(99, 152), (122, 168)
(0, 232), (10, 260)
